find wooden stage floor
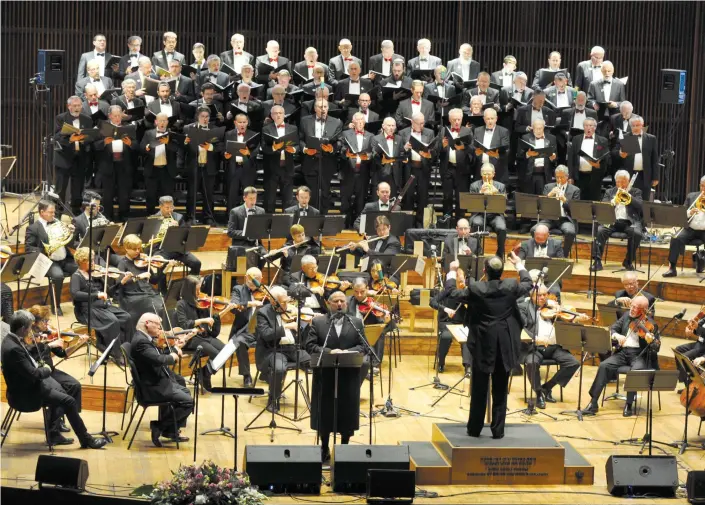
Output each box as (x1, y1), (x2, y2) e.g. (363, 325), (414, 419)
(1, 322), (703, 504)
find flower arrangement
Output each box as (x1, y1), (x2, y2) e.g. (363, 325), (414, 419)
(149, 460), (266, 505)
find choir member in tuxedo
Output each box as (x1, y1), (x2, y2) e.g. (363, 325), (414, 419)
(262, 85), (298, 121)
(446, 43), (481, 83)
(544, 72), (575, 109)
(538, 165), (580, 257)
(115, 35), (143, 82)
(436, 108), (474, 219)
(430, 263), (471, 373)
(126, 57), (158, 105)
(188, 43), (209, 81)
(354, 182), (394, 231)
(261, 105), (298, 213)
(255, 40), (291, 84)
(497, 72), (533, 136)
(473, 109), (511, 183)
(169, 60), (197, 104)
(407, 38), (442, 74)
(377, 60), (413, 118)
(514, 91), (557, 135)
(227, 187), (265, 248)
(130, 313), (194, 446)
(444, 218), (479, 257)
(295, 47), (335, 86)
(347, 277), (390, 381)
(368, 40), (404, 81)
(256, 286), (311, 413)
(301, 88), (341, 120)
(424, 65), (458, 116)
(516, 118), (558, 194)
(531, 51), (572, 91)
(300, 100), (343, 215)
(345, 93), (379, 126)
(224, 112), (260, 212)
(395, 80), (435, 130)
(592, 170), (644, 272)
(266, 70), (299, 100)
(519, 285), (581, 408)
(664, 176), (705, 277)
(329, 38), (362, 81)
(82, 84), (110, 124)
(568, 117), (609, 202)
(141, 114), (179, 213)
(25, 201), (76, 315)
(451, 253), (533, 438)
(334, 62), (374, 108)
(574, 46), (606, 96)
(301, 65), (334, 98)
(614, 115), (659, 194)
(94, 105), (137, 220)
(559, 91), (597, 163)
(189, 83), (226, 127)
(339, 113), (375, 228)
(75, 59), (114, 100)
(110, 78), (146, 126)
(219, 33), (255, 74)
(2, 311), (107, 449)
(69, 247), (132, 364)
(491, 55), (517, 89)
(609, 101), (635, 142)
(469, 164), (508, 258)
(150, 196), (201, 277)
(152, 31), (185, 70)
(145, 82), (184, 130)
(306, 291), (367, 462)
(53, 96), (93, 215)
(284, 185), (320, 220)
(196, 56), (230, 100)
(183, 106), (224, 224)
(237, 64), (265, 101)
(347, 215), (402, 258)
(583, 296), (658, 417)
(77, 34), (117, 81)
(399, 112), (437, 227)
(463, 72), (500, 113)
(369, 119), (402, 196)
(228, 267), (265, 387)
(587, 61), (626, 134)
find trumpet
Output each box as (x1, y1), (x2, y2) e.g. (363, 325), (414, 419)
(480, 173), (498, 194)
(547, 185), (566, 201)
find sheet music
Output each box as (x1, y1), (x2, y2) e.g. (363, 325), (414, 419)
(359, 256), (369, 272)
(358, 214), (366, 234)
(211, 339), (237, 372)
(414, 256), (426, 276)
(27, 253), (52, 279)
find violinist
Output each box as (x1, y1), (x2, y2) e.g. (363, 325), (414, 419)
(130, 313), (194, 447)
(286, 255), (351, 314)
(116, 234), (172, 325)
(368, 259), (399, 296)
(255, 286), (311, 413)
(69, 247), (133, 365)
(71, 191), (122, 267)
(611, 271), (656, 318)
(518, 285), (582, 409)
(584, 295), (659, 417)
(347, 277), (391, 380)
(347, 215), (401, 257)
(266, 224), (320, 285)
(430, 262), (471, 374)
(674, 308), (705, 384)
(227, 267), (265, 387)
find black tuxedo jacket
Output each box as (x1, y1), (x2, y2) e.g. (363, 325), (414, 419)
(53, 112), (94, 171)
(424, 82), (458, 101)
(567, 133), (609, 181)
(407, 55), (442, 72)
(435, 126), (475, 174)
(346, 295), (386, 325)
(227, 204), (265, 246)
(345, 108), (380, 126)
(472, 126), (511, 181)
(378, 76), (413, 90)
(266, 83), (299, 100)
(1, 333), (50, 411)
(173, 75), (196, 103)
(301, 81), (334, 99)
(254, 55), (291, 84)
(110, 95), (145, 116)
(93, 121), (137, 175)
(77, 51), (115, 81)
(443, 233), (479, 256)
(368, 53), (405, 75)
(255, 304), (294, 368)
(370, 133), (403, 188)
(398, 127), (437, 170)
(610, 113), (634, 138)
(230, 283), (257, 336)
(351, 234), (402, 258)
(293, 61), (335, 85)
(394, 98), (435, 127)
(283, 204), (320, 220)
(219, 50), (255, 69)
(299, 116), (343, 173)
(574, 60), (598, 95)
(183, 123), (225, 175)
(446, 58), (481, 81)
(125, 70), (159, 89)
(544, 86), (576, 108)
(462, 87), (500, 113)
(498, 86), (534, 112)
(531, 68), (573, 91)
(610, 313), (660, 356)
(224, 129), (260, 171)
(518, 238), (564, 260)
(140, 128), (180, 177)
(613, 289), (657, 318)
(560, 107), (598, 134)
(514, 105), (557, 133)
(542, 183), (580, 218)
(339, 129), (374, 172)
(229, 99), (265, 130)
(516, 132), (557, 177)
(81, 100), (110, 125)
(146, 99), (184, 128)
(601, 186), (643, 223)
(329, 54), (362, 81)
(130, 330), (178, 402)
(262, 99), (297, 121)
(116, 52), (144, 80)
(196, 71), (230, 94)
(587, 79), (626, 112)
(151, 50), (186, 71)
(353, 199), (395, 231)
(615, 133), (660, 185)
(491, 70), (516, 86)
(334, 78), (374, 102)
(261, 122), (299, 171)
(75, 76), (114, 99)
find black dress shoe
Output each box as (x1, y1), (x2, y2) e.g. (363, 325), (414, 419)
(536, 392), (546, 409)
(49, 433), (75, 446)
(243, 375), (253, 387)
(623, 403), (634, 417)
(583, 401), (599, 415)
(662, 267), (678, 278)
(51, 306), (64, 317)
(492, 433), (505, 440)
(164, 434), (189, 443)
(437, 365), (444, 373)
(542, 388), (556, 403)
(590, 259), (603, 272)
(266, 400), (280, 413)
(622, 260), (634, 271)
(200, 368), (213, 392)
(79, 435), (108, 449)
(58, 419), (71, 433)
(150, 421), (163, 448)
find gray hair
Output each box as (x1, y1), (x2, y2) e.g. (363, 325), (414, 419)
(535, 224), (550, 235)
(108, 105), (123, 115)
(122, 78), (137, 89)
(576, 91), (587, 100)
(381, 40), (394, 49)
(620, 101), (633, 112)
(159, 195), (174, 205)
(591, 46), (605, 55)
(448, 108), (463, 119)
(480, 163), (495, 173)
(84, 83), (98, 94)
(622, 271), (638, 282)
(614, 170), (630, 181)
(155, 112), (169, 121)
(237, 83), (251, 93)
(269, 286), (287, 300)
(382, 117), (396, 127)
(470, 95), (484, 105)
(301, 255), (317, 266)
(66, 95), (82, 105)
(701, 175), (705, 184)
(555, 164), (569, 176)
(352, 112), (366, 121)
(392, 59), (404, 68)
(411, 112), (425, 122)
(206, 54), (221, 65)
(138, 56), (151, 66)
(10, 310), (34, 335)
(532, 118), (546, 127)
(353, 277), (367, 289)
(583, 117), (597, 126)
(628, 115), (644, 126)
(136, 313), (159, 334)
(514, 72), (528, 81)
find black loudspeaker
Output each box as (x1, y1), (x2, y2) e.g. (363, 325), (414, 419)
(331, 445), (410, 493)
(687, 471), (705, 504)
(35, 455), (89, 491)
(37, 49), (66, 86)
(367, 469), (416, 503)
(243, 445), (321, 494)
(605, 455), (678, 497)
(659, 69), (687, 104)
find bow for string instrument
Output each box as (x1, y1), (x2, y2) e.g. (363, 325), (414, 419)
(390, 174), (416, 211)
(538, 264), (592, 323)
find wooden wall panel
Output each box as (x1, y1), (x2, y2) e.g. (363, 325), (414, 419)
(2, 1), (703, 200)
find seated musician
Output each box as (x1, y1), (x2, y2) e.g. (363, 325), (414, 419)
(266, 224), (320, 285)
(518, 285), (583, 409)
(664, 175), (705, 277)
(175, 275), (237, 390)
(675, 310), (705, 384)
(468, 164), (507, 258)
(0, 246), (13, 323)
(151, 196), (202, 277)
(1, 311), (107, 449)
(255, 286), (311, 413)
(537, 165), (580, 257)
(611, 271), (656, 317)
(72, 190), (122, 267)
(28, 304), (89, 440)
(227, 186), (265, 248)
(227, 267), (266, 387)
(347, 215), (401, 257)
(517, 224), (564, 260)
(584, 295), (659, 417)
(444, 218), (478, 257)
(591, 170), (644, 272)
(305, 291), (367, 463)
(286, 255), (351, 315)
(347, 277), (391, 381)
(116, 234), (172, 324)
(353, 182), (394, 231)
(131, 313), (194, 447)
(431, 262), (471, 374)
(25, 200), (77, 315)
(70, 247), (133, 365)
(283, 186), (321, 220)
(367, 259), (400, 297)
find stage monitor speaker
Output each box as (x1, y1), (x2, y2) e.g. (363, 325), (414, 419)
(243, 445), (321, 494)
(35, 454), (89, 492)
(37, 49), (66, 87)
(605, 455), (678, 497)
(688, 471), (705, 504)
(659, 69), (687, 104)
(367, 469), (415, 503)
(331, 445), (410, 493)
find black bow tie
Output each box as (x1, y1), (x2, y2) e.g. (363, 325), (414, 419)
(161, 101), (169, 105)
(96, 53), (105, 57)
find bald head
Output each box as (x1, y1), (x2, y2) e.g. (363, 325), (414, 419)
(534, 224), (550, 245)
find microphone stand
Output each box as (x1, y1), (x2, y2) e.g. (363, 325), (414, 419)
(314, 313), (337, 448)
(189, 346), (204, 462)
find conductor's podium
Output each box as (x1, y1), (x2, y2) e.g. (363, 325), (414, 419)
(401, 423), (594, 486)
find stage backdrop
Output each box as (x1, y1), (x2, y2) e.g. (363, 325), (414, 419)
(1, 1), (703, 201)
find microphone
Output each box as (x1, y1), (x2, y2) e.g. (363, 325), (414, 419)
(430, 244), (437, 258)
(188, 345), (203, 369)
(674, 308), (687, 320)
(332, 310), (345, 320)
(248, 274), (261, 288)
(538, 266), (549, 279)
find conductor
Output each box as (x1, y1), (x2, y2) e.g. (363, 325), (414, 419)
(450, 253), (532, 439)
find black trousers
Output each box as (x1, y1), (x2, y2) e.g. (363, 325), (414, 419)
(523, 344), (579, 394)
(48, 369), (82, 432)
(576, 170), (603, 203)
(371, 164), (399, 198)
(522, 170), (548, 196)
(402, 164), (430, 227)
(230, 331), (256, 377)
(595, 219), (643, 263)
(264, 165), (294, 213)
(144, 168), (175, 215)
(441, 165), (471, 220)
(438, 325), (472, 368)
(674, 341), (705, 382)
(54, 168), (84, 216)
(467, 340), (510, 438)
(40, 375), (87, 438)
(158, 373), (194, 435)
(261, 348), (311, 400)
(668, 228), (705, 266)
(227, 162), (257, 214)
(537, 218), (576, 257)
(47, 258), (78, 308)
(101, 162), (133, 221)
(470, 214), (507, 258)
(588, 347), (650, 405)
(340, 167), (370, 229)
(186, 166), (215, 222)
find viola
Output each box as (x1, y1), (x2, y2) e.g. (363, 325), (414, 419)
(358, 298), (391, 318)
(36, 328), (79, 343)
(155, 327), (197, 348)
(90, 265), (127, 279)
(456, 267), (467, 290)
(196, 294), (239, 312)
(539, 296), (589, 323)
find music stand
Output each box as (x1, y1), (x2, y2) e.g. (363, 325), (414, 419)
(88, 337), (119, 443)
(642, 202), (688, 278)
(77, 223), (121, 254)
(160, 225), (209, 286)
(201, 341), (247, 440)
(119, 218), (160, 246)
(555, 322), (611, 421)
(459, 193), (506, 277)
(211, 386), (265, 470)
(442, 254), (478, 277)
(290, 254), (341, 274)
(429, 324), (471, 407)
(359, 211), (415, 237)
(620, 370), (679, 455)
(164, 278), (185, 312)
(244, 214), (293, 281)
(297, 215), (346, 244)
(514, 193), (562, 226)
(670, 350), (705, 454)
(597, 303), (621, 327)
(1, 251), (40, 309)
(524, 258), (573, 286)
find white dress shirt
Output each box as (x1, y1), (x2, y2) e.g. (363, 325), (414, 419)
(235, 132), (245, 163)
(534, 241), (548, 258)
(600, 80), (612, 116)
(502, 73), (513, 88)
(619, 326), (641, 349)
(591, 65), (602, 83)
(378, 200), (390, 211)
(448, 129), (458, 164)
(691, 208), (705, 231)
(355, 132), (364, 165)
(382, 59), (391, 76)
(159, 100), (173, 117)
(411, 99), (421, 116)
(615, 202), (628, 221)
(232, 51), (248, 74)
(572, 109), (586, 129)
(154, 129), (168, 166)
(536, 316), (556, 345)
(436, 84), (445, 99)
(419, 58), (430, 70)
(481, 129), (494, 164)
(556, 90), (569, 108)
(111, 120), (124, 155)
(533, 137), (545, 168)
(275, 123), (286, 161)
(72, 117), (81, 151)
(276, 314), (296, 345)
(38, 218), (67, 261)
(94, 51), (106, 76)
(91, 78), (105, 96)
(579, 137), (595, 173)
(632, 135), (644, 172)
(460, 60), (470, 81)
(349, 81), (360, 95)
(531, 108), (544, 125)
(333, 317), (344, 337)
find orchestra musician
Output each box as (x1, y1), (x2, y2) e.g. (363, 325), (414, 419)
(71, 190), (122, 268)
(149, 196), (202, 277)
(517, 224), (564, 260)
(437, 108), (474, 220)
(228, 267), (266, 387)
(468, 164), (508, 258)
(430, 262), (471, 373)
(348, 215), (401, 257)
(518, 286), (583, 408)
(444, 218), (478, 257)
(130, 313), (194, 447)
(266, 224), (320, 282)
(664, 176), (705, 277)
(306, 291), (368, 463)
(347, 277), (391, 381)
(227, 186), (265, 249)
(1, 311), (107, 449)
(538, 165), (580, 257)
(584, 295), (659, 417)
(69, 247), (133, 365)
(285, 255), (352, 314)
(284, 186), (321, 220)
(674, 310), (705, 384)
(611, 271), (657, 318)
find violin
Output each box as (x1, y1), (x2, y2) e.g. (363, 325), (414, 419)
(371, 279), (398, 294)
(133, 253), (169, 269)
(155, 327), (197, 348)
(252, 288), (270, 302)
(539, 295), (590, 323)
(280, 305), (315, 324)
(629, 314), (656, 343)
(35, 328), (79, 343)
(196, 294), (238, 312)
(358, 297), (392, 318)
(456, 267), (467, 290)
(307, 272), (345, 290)
(685, 305), (705, 337)
(90, 265), (127, 279)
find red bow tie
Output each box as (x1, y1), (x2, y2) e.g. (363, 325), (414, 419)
(307, 65), (314, 68)
(384, 57), (392, 62)
(451, 128), (460, 132)
(344, 57), (353, 61)
(89, 101), (98, 106)
(411, 100), (421, 105)
(479, 91), (486, 95)
(269, 58), (277, 62)
(234, 51), (242, 55)
(355, 130), (364, 135)
(277, 124), (286, 129)
(585, 135), (593, 139)
(386, 135), (394, 140)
